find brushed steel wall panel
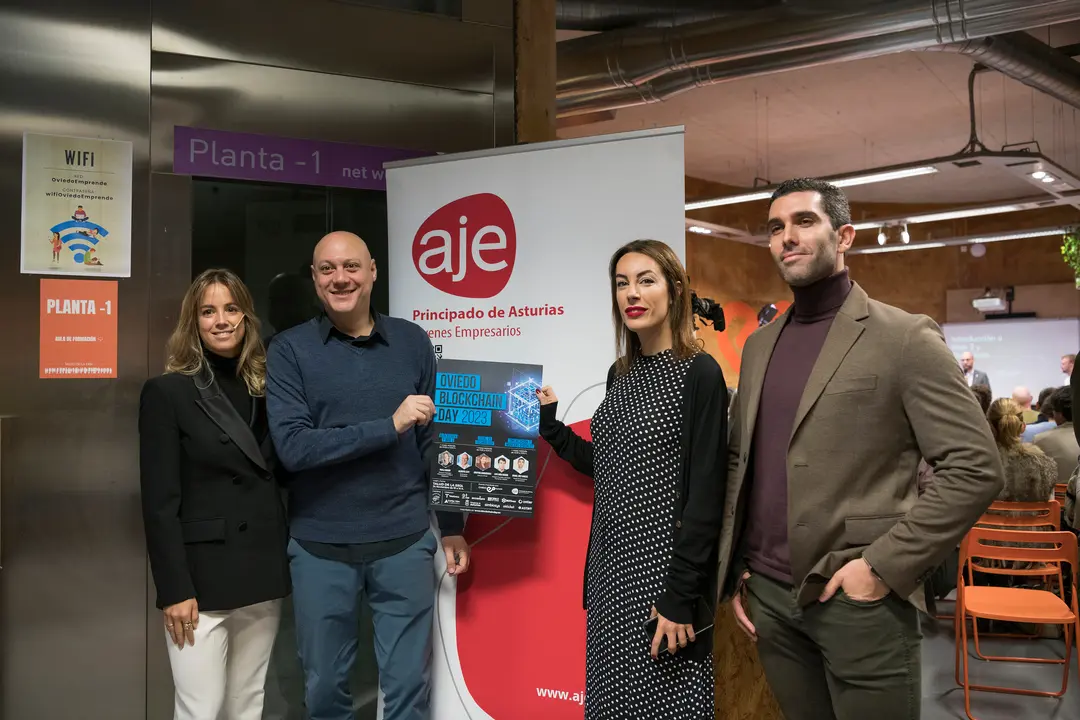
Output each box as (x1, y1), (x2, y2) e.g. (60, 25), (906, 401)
(153, 0), (499, 94)
(150, 52), (495, 173)
(0, 2), (151, 719)
(145, 172), (193, 719)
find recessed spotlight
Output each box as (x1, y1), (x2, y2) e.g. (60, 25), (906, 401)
(1041, 175), (1056, 183)
(1031, 171), (1047, 179)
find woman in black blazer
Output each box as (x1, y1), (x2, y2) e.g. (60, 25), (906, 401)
(140, 268), (290, 720)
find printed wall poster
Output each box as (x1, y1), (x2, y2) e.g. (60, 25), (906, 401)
(430, 358), (543, 518)
(21, 132), (133, 278)
(39, 279), (118, 379)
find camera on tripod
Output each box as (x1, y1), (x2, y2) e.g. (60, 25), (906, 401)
(690, 291), (725, 332)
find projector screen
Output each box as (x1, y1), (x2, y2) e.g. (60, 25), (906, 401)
(943, 317), (1079, 399)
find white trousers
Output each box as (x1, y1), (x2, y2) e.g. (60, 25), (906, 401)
(165, 598), (283, 720)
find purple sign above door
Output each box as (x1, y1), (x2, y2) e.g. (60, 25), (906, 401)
(172, 126), (430, 191)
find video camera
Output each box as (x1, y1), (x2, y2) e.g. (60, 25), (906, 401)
(690, 291), (725, 332)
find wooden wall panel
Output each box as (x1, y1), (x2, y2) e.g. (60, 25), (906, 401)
(713, 606), (784, 719)
(946, 282), (1080, 323)
(847, 235), (1075, 322)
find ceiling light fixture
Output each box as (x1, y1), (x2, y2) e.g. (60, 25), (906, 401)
(830, 166), (939, 188)
(687, 225), (713, 234)
(851, 202), (1029, 231)
(849, 227), (1066, 255)
(877, 228), (887, 246)
(1031, 171), (1047, 180)
(686, 190), (772, 210)
(685, 166), (939, 210)
(1041, 174), (1056, 183)
(900, 224), (910, 244)
(856, 242), (948, 255)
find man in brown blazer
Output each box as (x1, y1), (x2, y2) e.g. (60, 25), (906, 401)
(717, 178), (1004, 720)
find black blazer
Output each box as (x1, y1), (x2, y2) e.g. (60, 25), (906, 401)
(139, 366), (290, 612)
(539, 353), (728, 662)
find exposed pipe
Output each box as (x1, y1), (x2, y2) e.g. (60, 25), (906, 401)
(556, 0), (1080, 116)
(930, 32), (1080, 111)
(554, 0), (750, 31)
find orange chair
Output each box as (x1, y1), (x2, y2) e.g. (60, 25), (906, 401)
(972, 500), (1062, 591)
(954, 528), (1079, 720)
(962, 501), (1064, 634)
(976, 499), (1060, 531)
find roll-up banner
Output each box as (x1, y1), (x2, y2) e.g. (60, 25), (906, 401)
(387, 127), (686, 719)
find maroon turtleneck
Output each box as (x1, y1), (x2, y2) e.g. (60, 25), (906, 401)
(743, 268), (853, 584)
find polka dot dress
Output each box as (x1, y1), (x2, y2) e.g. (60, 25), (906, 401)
(585, 350), (714, 719)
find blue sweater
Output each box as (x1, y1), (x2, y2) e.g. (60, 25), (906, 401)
(266, 313), (464, 543)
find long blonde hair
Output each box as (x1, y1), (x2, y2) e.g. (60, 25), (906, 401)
(608, 239), (701, 376)
(987, 398), (1025, 451)
(164, 269), (266, 396)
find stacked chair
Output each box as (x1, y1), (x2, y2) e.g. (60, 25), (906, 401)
(951, 499), (1079, 720)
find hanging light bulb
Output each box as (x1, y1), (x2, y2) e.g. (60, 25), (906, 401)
(901, 224), (910, 244)
(877, 228), (887, 246)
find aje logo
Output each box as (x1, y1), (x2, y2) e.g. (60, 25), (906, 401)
(412, 193), (516, 299)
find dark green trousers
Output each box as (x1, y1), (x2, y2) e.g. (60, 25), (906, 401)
(744, 572), (922, 720)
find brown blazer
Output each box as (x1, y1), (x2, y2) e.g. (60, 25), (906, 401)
(1033, 423), (1079, 486)
(717, 282), (1004, 609)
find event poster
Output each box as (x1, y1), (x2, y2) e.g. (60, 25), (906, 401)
(21, 132), (133, 278)
(39, 279), (118, 379)
(430, 358), (543, 518)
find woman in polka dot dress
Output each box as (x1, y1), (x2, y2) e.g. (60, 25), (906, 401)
(536, 239), (728, 719)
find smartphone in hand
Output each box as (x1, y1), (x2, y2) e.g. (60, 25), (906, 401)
(644, 612), (715, 655)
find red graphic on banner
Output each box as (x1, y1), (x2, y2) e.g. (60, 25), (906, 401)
(413, 193), (516, 299)
(456, 419), (593, 718)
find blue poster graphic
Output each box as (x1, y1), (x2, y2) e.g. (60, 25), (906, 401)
(429, 358), (543, 518)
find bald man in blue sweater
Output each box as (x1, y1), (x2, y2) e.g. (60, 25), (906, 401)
(267, 231), (470, 720)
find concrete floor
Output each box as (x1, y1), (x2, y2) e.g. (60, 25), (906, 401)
(922, 608), (1079, 719)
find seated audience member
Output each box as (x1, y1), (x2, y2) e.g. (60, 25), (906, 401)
(1066, 464), (1079, 530)
(971, 384), (992, 415)
(988, 398), (1057, 503)
(917, 384), (992, 495)
(1012, 386), (1039, 425)
(1024, 388), (1058, 442)
(1035, 387), (1056, 422)
(1063, 353), (1075, 380)
(1033, 387), (1078, 488)
(1073, 359), (1080, 446)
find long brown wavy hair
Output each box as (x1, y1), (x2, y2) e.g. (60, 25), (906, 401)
(164, 269), (266, 396)
(609, 239), (700, 376)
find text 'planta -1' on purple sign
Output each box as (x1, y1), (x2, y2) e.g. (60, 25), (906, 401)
(172, 126), (430, 191)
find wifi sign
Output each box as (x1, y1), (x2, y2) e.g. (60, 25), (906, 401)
(50, 213), (110, 263)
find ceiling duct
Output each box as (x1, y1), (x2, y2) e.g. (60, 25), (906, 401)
(554, 1), (752, 32)
(557, 0), (1080, 117)
(929, 31), (1080, 110)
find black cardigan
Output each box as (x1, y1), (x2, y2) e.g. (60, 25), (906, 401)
(539, 352), (728, 655)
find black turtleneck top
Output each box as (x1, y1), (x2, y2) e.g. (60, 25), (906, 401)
(204, 350), (267, 441)
(744, 269), (853, 584)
